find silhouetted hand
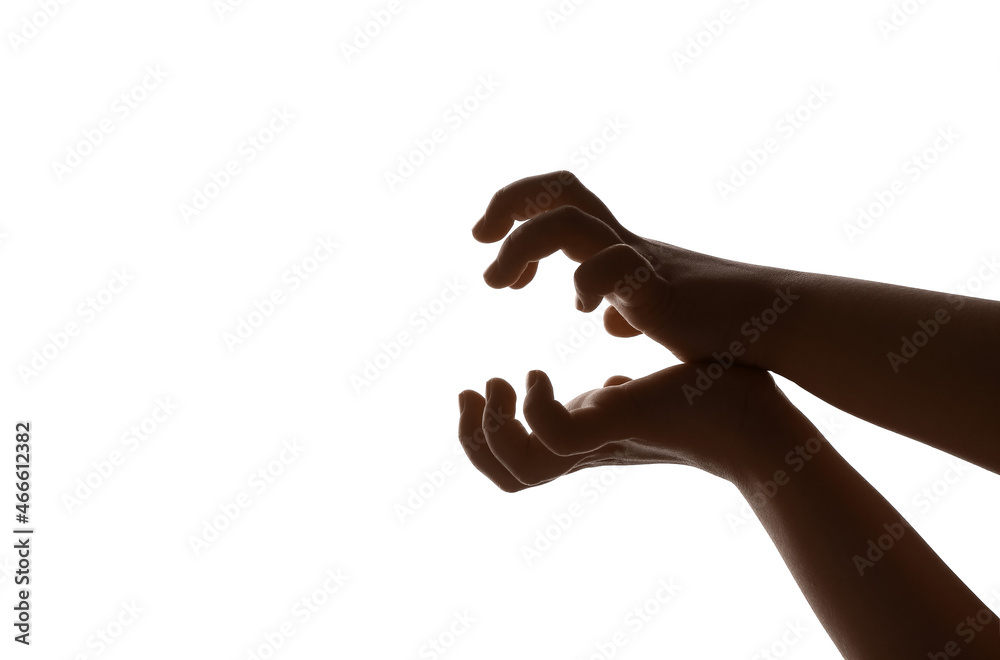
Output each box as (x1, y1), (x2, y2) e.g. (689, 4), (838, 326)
(464, 172), (1000, 659)
(473, 170), (792, 366)
(458, 362), (782, 492)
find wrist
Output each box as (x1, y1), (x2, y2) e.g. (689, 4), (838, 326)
(731, 265), (804, 373)
(728, 393), (828, 498)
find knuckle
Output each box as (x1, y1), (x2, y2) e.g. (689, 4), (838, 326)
(554, 169), (579, 187)
(507, 462), (541, 486)
(549, 204), (581, 222)
(640, 287), (674, 338)
(609, 242), (639, 260)
(572, 263), (591, 291)
(490, 185), (509, 207)
(495, 233), (521, 267)
(538, 432), (570, 456)
(498, 479), (525, 494)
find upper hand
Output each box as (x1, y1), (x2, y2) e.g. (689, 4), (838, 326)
(473, 171), (790, 366)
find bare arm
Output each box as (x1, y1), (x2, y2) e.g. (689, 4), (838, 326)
(755, 267), (1000, 473)
(733, 385), (1000, 658)
(473, 171), (1000, 473)
(457, 363), (1000, 658)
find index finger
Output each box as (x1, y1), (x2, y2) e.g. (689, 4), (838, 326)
(471, 170), (625, 243)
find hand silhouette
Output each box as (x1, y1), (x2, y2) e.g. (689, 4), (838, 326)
(462, 170), (1000, 658)
(458, 363), (781, 492)
(473, 170), (792, 366)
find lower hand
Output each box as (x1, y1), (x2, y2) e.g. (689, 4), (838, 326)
(458, 362), (785, 492)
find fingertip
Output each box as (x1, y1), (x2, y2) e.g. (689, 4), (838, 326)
(483, 262), (501, 287)
(472, 217), (512, 244)
(526, 370), (554, 400)
(485, 377), (514, 402)
(575, 293), (601, 313)
(472, 216), (486, 239)
(522, 372), (576, 455)
(603, 375), (632, 387)
(525, 369), (552, 391)
(458, 389), (485, 413)
(509, 261), (538, 290)
(526, 370), (539, 389)
(603, 306), (643, 338)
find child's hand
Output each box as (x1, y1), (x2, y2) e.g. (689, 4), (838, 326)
(473, 170), (792, 367)
(458, 362), (785, 492)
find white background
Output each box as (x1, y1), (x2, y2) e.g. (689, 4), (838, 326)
(2, 0), (1000, 658)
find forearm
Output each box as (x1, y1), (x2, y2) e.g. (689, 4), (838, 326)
(473, 174), (999, 466)
(751, 266), (1000, 473)
(734, 401), (999, 658)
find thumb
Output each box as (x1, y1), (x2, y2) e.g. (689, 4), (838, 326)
(603, 306), (643, 337)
